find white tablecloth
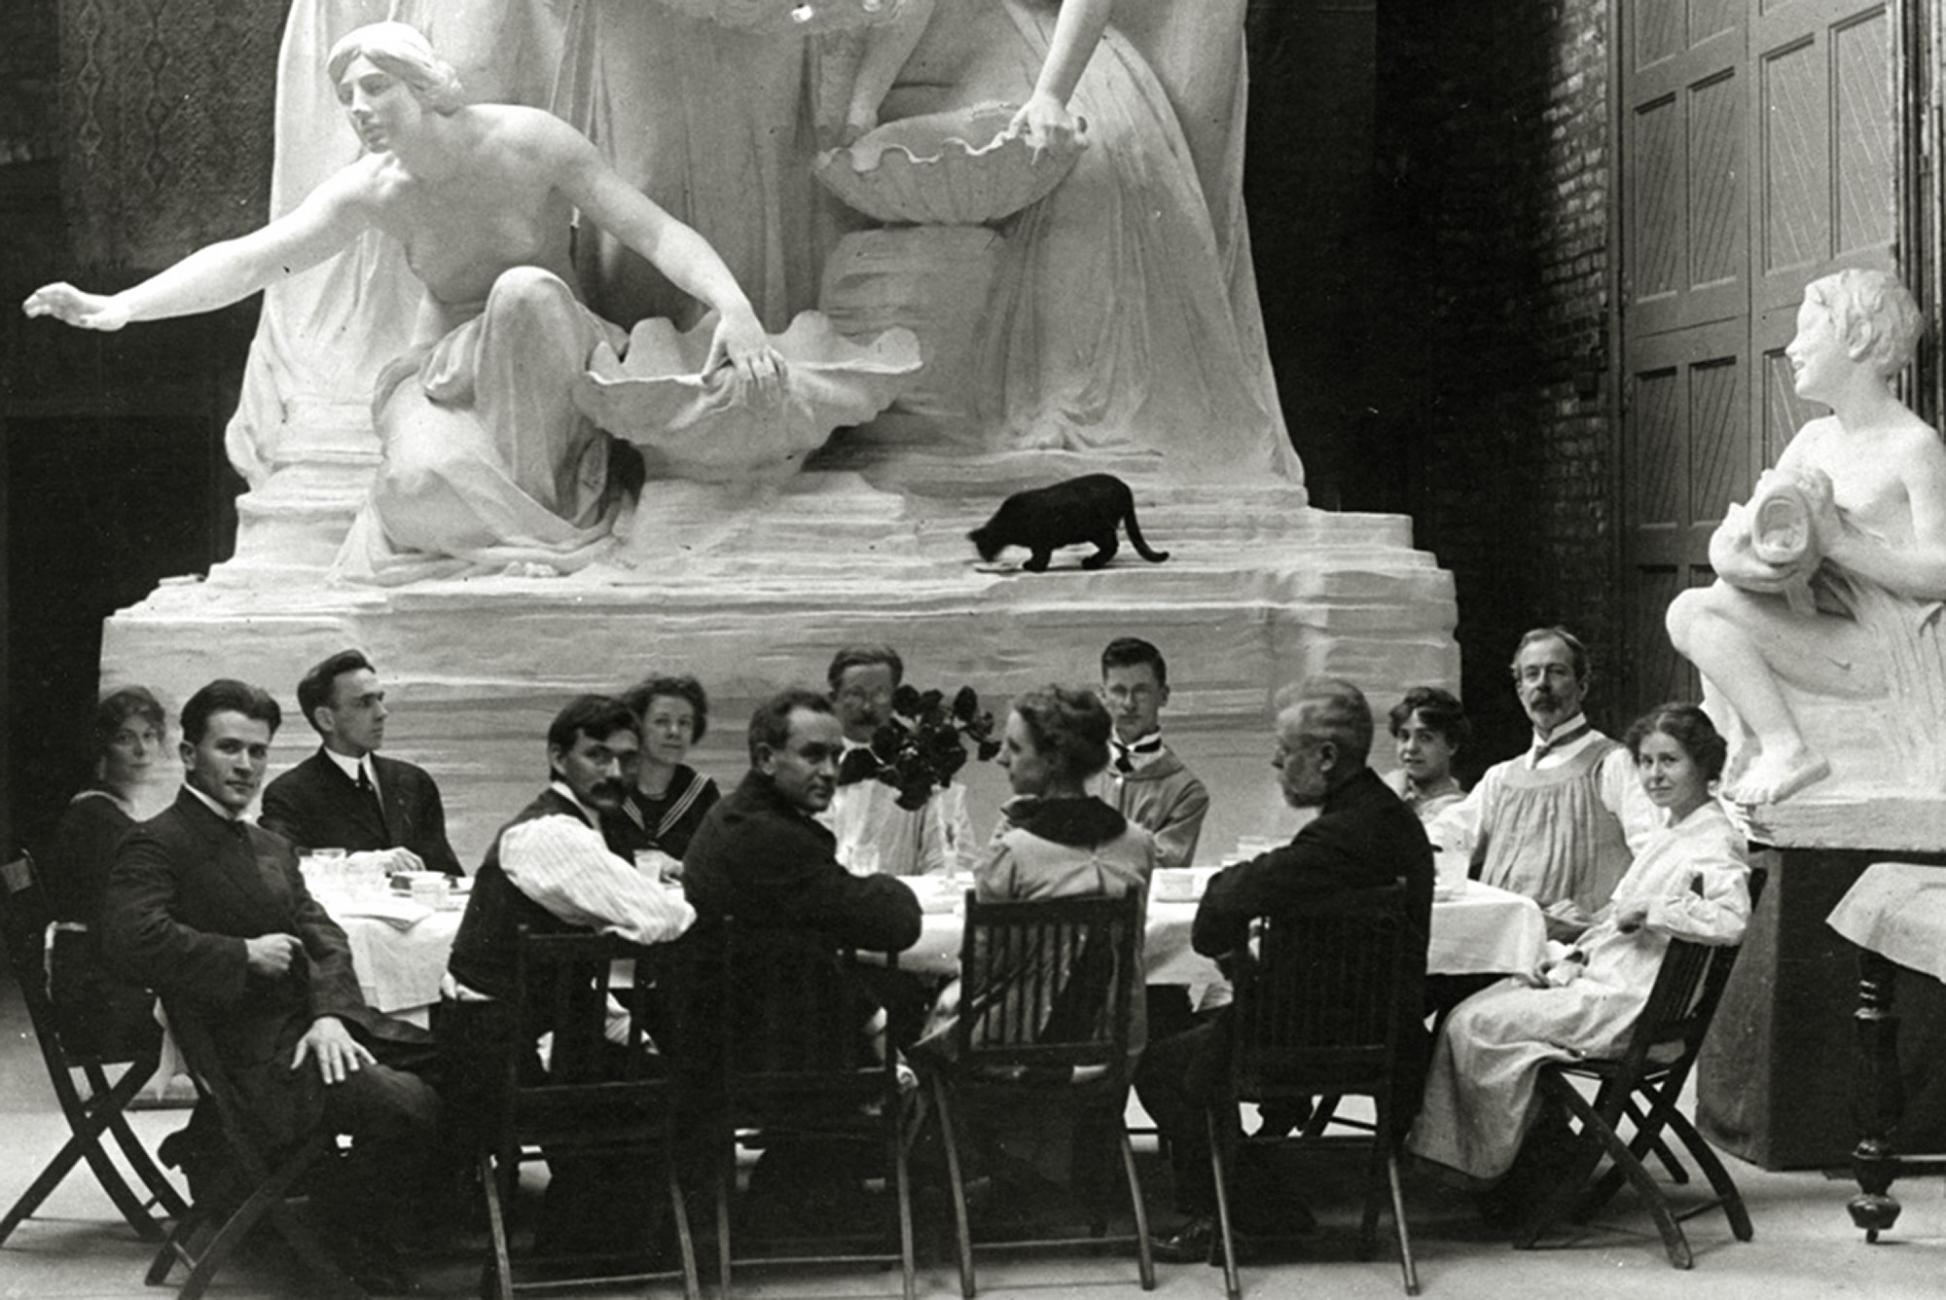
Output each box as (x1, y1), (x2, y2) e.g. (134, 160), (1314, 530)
(894, 879), (1546, 982)
(1827, 861), (1946, 984)
(327, 900), (465, 1023)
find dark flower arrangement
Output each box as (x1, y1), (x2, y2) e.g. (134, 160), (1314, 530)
(867, 684), (1002, 811)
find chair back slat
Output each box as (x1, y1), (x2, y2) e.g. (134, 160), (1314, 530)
(712, 921), (887, 1095)
(1231, 885), (1410, 1100)
(499, 927), (678, 1144)
(955, 891), (1142, 1073)
(0, 852), (51, 991)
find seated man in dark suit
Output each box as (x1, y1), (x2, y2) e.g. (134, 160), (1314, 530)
(682, 688), (925, 1223)
(261, 649), (463, 876)
(1134, 678), (1435, 1264)
(103, 679), (439, 1294)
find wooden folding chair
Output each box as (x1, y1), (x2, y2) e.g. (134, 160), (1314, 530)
(0, 850), (187, 1245)
(930, 890), (1155, 1298)
(144, 997), (362, 1300)
(473, 927), (700, 1300)
(1209, 884), (1421, 1298)
(1514, 932), (1755, 1268)
(700, 921), (917, 1300)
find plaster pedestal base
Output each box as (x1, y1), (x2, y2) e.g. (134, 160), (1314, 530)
(1698, 800), (1946, 1169)
(101, 472), (1456, 867)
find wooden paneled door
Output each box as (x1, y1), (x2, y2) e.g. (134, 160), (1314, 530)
(1617, 0), (1905, 719)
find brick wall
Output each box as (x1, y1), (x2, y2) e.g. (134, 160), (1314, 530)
(1370, 0), (1619, 769)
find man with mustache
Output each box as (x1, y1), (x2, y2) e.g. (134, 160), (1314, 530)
(104, 679), (439, 1293)
(1428, 627), (1660, 942)
(442, 694), (695, 1259)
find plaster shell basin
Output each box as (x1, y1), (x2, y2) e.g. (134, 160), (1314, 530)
(650, 0), (894, 35)
(574, 311), (921, 484)
(814, 102), (1085, 226)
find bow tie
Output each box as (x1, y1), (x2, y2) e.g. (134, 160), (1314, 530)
(837, 747), (881, 787)
(1112, 734), (1164, 775)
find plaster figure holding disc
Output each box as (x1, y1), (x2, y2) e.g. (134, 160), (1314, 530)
(1666, 268), (1946, 803)
(825, 0), (1298, 479)
(24, 22), (786, 583)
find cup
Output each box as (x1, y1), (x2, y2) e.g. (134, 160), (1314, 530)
(304, 847), (348, 894)
(1434, 848), (1468, 896)
(845, 844), (882, 878)
(633, 848), (681, 883)
(404, 871), (450, 909)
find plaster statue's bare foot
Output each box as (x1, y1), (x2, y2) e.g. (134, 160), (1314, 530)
(1730, 746), (1831, 805)
(1722, 734), (1755, 789)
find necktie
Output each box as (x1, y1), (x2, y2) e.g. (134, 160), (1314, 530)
(1111, 734), (1164, 775)
(1529, 721), (1593, 767)
(837, 748), (880, 787)
(355, 765), (390, 844)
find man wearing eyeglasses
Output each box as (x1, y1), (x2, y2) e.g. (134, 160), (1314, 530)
(1427, 627), (1661, 942)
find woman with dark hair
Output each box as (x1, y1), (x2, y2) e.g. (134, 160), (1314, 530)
(42, 687), (169, 1059)
(619, 673), (719, 861)
(1384, 685), (1471, 822)
(1407, 702), (1751, 1187)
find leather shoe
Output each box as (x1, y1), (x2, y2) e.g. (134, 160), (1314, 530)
(1150, 1216), (1221, 1265)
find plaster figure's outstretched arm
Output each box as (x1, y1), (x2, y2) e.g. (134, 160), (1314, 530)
(22, 170), (371, 331)
(557, 129), (780, 385)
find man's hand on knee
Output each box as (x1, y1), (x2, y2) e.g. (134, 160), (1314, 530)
(293, 1014), (376, 1085)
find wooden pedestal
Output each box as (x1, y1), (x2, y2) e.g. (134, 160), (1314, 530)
(1697, 803), (1946, 1170)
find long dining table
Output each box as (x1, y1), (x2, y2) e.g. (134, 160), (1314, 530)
(321, 870), (1548, 1026)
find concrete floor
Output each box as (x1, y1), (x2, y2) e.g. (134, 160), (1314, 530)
(2, 976), (1942, 1299)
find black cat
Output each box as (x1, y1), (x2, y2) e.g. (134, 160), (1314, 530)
(967, 473), (1171, 572)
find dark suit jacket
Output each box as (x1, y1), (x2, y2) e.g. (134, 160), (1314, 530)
(1191, 766), (1436, 1115)
(684, 771), (922, 955)
(102, 788), (402, 1149)
(261, 749), (462, 877)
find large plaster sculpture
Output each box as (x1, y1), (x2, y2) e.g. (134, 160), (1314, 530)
(54, 2), (1457, 866)
(1667, 268), (1946, 804)
(23, 22), (926, 584)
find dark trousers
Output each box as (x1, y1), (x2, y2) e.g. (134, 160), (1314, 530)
(1133, 1019), (1228, 1215)
(316, 1030), (442, 1237)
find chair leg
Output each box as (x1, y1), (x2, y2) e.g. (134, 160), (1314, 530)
(1116, 1126), (1155, 1290)
(1386, 1153), (1420, 1296)
(106, 1110), (190, 1218)
(890, 1101), (917, 1300)
(147, 1208), (207, 1286)
(1623, 1095), (1689, 1185)
(1, 1056), (164, 1243)
(1301, 1094), (1342, 1139)
(1543, 1085), (1693, 1269)
(173, 1162), (319, 1300)
(479, 1150), (515, 1300)
(1664, 1106), (1754, 1242)
(931, 1077), (975, 1300)
(714, 1138), (734, 1300)
(1514, 1076), (1616, 1252)
(1205, 1110), (1242, 1300)
(665, 1160), (701, 1300)
(88, 1058), (191, 1220)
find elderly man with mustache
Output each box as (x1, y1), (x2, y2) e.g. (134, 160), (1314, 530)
(1426, 628), (1662, 945)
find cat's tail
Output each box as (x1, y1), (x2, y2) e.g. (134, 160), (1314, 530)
(1124, 503), (1170, 563)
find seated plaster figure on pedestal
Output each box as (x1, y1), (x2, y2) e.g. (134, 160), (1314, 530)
(23, 22), (925, 584)
(1666, 268), (1946, 804)
(819, 0), (1298, 478)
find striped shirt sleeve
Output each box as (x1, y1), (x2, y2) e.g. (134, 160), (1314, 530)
(499, 814), (695, 945)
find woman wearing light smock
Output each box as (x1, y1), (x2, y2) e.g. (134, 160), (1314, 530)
(1407, 703), (1750, 1185)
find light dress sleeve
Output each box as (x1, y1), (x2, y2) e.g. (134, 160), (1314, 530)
(1640, 821), (1751, 946)
(499, 814), (696, 946)
(1600, 745), (1667, 856)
